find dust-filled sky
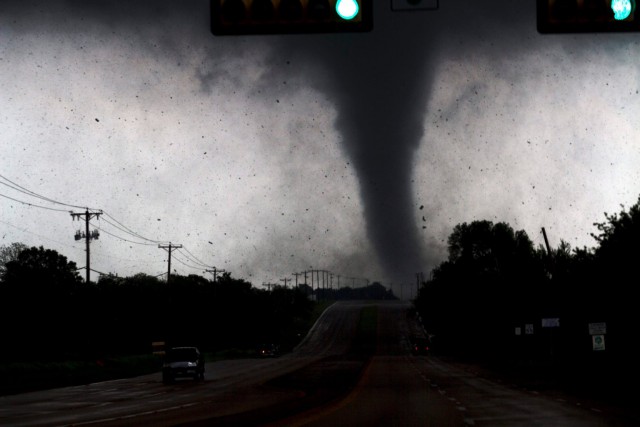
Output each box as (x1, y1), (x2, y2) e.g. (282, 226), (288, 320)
(2, 0), (640, 294)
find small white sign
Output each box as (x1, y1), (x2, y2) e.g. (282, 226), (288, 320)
(588, 322), (607, 335)
(391, 0), (439, 11)
(515, 327), (522, 336)
(542, 318), (560, 328)
(525, 324), (534, 335)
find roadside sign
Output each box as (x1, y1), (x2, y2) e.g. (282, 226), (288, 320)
(515, 327), (522, 336)
(525, 324), (534, 334)
(592, 335), (606, 351)
(588, 322), (607, 335)
(542, 318), (560, 327)
(152, 341), (166, 355)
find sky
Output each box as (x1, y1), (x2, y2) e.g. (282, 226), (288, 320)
(2, 0), (640, 295)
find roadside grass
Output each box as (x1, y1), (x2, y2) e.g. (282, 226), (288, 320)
(0, 354), (162, 396)
(310, 300), (336, 327)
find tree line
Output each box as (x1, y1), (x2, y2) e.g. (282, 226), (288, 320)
(0, 247), (317, 362)
(0, 243), (398, 363)
(414, 195), (640, 375)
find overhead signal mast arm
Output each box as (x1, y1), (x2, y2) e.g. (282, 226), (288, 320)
(211, 0), (373, 35)
(537, 0), (640, 33)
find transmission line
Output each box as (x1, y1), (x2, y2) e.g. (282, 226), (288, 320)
(0, 174), (96, 210)
(0, 192), (72, 212)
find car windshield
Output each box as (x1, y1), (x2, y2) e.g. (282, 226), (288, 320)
(1, 2), (639, 425)
(166, 348), (198, 362)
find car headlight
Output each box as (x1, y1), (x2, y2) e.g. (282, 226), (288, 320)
(187, 361), (197, 367)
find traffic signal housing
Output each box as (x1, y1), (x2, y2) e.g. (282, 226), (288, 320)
(211, 0), (373, 35)
(538, 0), (640, 33)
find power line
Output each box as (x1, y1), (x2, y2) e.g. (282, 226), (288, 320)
(0, 174), (95, 210)
(89, 223), (158, 246)
(0, 178), (164, 246)
(0, 219), (80, 249)
(171, 251), (208, 271)
(179, 246), (211, 268)
(0, 175), (217, 281)
(101, 212), (166, 244)
(91, 217), (161, 246)
(175, 248), (213, 269)
(0, 192), (72, 212)
(0, 178), (149, 248)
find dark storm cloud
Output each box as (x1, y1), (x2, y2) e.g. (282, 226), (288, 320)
(251, 10), (434, 282)
(293, 44), (431, 280)
(1, 0), (576, 284)
(28, 1), (534, 284)
(1, 0), (221, 71)
(259, 1), (538, 282)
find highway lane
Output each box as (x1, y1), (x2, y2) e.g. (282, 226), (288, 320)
(270, 302), (466, 426)
(0, 350), (308, 426)
(2, 300), (638, 426)
(270, 302), (638, 427)
(0, 301), (368, 426)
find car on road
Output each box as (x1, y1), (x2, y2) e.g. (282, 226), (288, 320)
(256, 343), (280, 358)
(411, 337), (431, 356)
(162, 346), (205, 384)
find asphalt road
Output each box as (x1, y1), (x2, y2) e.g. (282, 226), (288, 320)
(0, 301), (369, 427)
(1, 300), (638, 426)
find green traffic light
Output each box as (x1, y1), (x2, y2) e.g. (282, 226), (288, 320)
(336, 0), (359, 20)
(611, 0), (633, 20)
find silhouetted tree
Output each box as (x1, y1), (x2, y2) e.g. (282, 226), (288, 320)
(412, 195), (640, 382)
(589, 197), (640, 362)
(591, 198), (640, 274)
(93, 273), (168, 355)
(0, 246), (324, 362)
(416, 221), (545, 359)
(0, 246), (83, 360)
(1, 245), (82, 289)
(0, 242), (28, 278)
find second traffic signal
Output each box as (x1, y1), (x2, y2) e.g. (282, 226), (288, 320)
(211, 0), (373, 35)
(537, 0), (640, 33)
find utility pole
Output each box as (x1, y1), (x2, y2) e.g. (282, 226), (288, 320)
(309, 269), (314, 292)
(70, 209), (102, 283)
(293, 272), (302, 288)
(303, 270), (309, 287)
(310, 269), (321, 294)
(280, 277), (291, 288)
(205, 267), (226, 282)
(308, 269), (318, 298)
(158, 242), (182, 284)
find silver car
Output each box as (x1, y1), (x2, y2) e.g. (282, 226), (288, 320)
(162, 346), (205, 384)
